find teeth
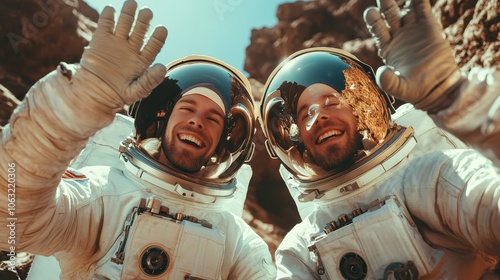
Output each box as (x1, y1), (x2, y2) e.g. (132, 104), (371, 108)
(180, 134), (203, 147)
(318, 130), (342, 143)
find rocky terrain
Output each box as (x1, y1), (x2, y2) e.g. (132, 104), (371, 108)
(1, 0), (498, 279)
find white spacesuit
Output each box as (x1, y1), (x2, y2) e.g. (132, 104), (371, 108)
(0, 2), (275, 279)
(26, 111), (256, 279)
(259, 47), (500, 279)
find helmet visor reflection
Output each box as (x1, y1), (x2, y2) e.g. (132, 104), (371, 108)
(261, 49), (393, 180)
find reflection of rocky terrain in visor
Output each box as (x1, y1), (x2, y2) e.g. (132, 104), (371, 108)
(341, 63), (389, 143)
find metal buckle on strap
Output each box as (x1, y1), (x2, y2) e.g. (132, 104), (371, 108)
(298, 189), (325, 202)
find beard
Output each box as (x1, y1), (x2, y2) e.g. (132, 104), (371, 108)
(162, 139), (208, 173)
(308, 131), (362, 171)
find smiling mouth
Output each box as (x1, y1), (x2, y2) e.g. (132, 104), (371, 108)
(178, 133), (204, 148)
(316, 130), (343, 144)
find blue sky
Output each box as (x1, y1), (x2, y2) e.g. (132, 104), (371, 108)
(86, 1), (299, 75)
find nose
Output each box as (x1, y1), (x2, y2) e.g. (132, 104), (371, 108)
(310, 111), (330, 130)
(316, 109), (331, 124)
(318, 110), (330, 120)
(188, 115), (204, 129)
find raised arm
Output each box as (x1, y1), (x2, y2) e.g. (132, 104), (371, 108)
(364, 0), (500, 165)
(0, 0), (166, 251)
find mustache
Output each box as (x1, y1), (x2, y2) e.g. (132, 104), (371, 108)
(177, 125), (203, 135)
(309, 120), (346, 133)
(176, 125), (209, 143)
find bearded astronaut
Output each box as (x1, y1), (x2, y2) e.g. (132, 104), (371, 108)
(260, 46), (499, 279)
(258, 29), (500, 280)
(258, 0), (499, 279)
(0, 1), (275, 279)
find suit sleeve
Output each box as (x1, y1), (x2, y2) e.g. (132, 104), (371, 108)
(431, 67), (500, 166)
(404, 149), (500, 258)
(0, 63), (119, 253)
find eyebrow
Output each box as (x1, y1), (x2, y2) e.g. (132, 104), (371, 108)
(178, 99), (225, 120)
(297, 93), (331, 117)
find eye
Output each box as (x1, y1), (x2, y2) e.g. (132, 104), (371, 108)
(179, 106), (194, 112)
(324, 97), (341, 108)
(207, 115), (223, 125)
(207, 117), (220, 124)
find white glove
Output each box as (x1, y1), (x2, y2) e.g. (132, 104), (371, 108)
(363, 0), (464, 113)
(80, 0), (167, 109)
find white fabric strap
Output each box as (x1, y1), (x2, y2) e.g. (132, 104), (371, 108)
(183, 86), (226, 114)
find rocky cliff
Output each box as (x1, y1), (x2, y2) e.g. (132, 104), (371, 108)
(245, 0), (499, 85)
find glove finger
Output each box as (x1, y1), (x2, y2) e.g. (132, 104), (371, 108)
(114, 0), (138, 39)
(95, 6), (115, 35)
(376, 65), (410, 101)
(412, 0), (434, 22)
(141, 26), (168, 64)
(129, 8), (153, 51)
(363, 7), (392, 53)
(376, 0), (402, 35)
(126, 63), (167, 102)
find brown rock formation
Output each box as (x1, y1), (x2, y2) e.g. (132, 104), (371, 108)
(245, 0), (381, 84)
(0, 0), (98, 100)
(435, 0), (500, 71)
(245, 0), (499, 84)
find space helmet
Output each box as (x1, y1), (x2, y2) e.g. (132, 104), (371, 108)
(122, 55), (256, 198)
(260, 47), (400, 184)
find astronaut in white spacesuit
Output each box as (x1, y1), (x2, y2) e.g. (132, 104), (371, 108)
(259, 0), (499, 279)
(0, 1), (275, 279)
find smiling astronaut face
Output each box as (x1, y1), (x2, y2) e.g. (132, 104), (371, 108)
(161, 93), (225, 173)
